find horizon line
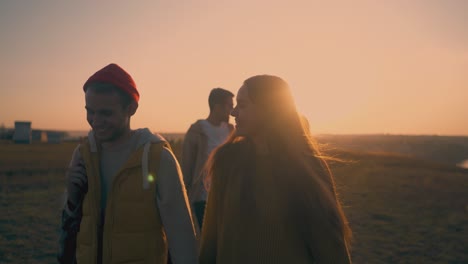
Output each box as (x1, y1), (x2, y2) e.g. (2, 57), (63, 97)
(2, 125), (468, 137)
(31, 129), (468, 138)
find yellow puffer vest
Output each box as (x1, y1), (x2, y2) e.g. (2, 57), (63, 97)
(76, 137), (169, 264)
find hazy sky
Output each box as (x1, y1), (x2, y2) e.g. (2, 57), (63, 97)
(1, 0), (467, 135)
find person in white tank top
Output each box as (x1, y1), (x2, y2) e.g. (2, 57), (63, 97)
(200, 119), (231, 154)
(182, 88), (234, 231)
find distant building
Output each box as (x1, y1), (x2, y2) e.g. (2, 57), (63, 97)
(31, 129), (67, 143)
(32, 130), (48, 142)
(13, 121), (32, 144)
(46, 131), (65, 144)
(0, 124), (14, 140)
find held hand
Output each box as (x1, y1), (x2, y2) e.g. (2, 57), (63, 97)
(57, 205), (82, 264)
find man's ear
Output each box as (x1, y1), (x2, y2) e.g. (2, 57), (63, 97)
(127, 101), (138, 116)
(213, 103), (221, 113)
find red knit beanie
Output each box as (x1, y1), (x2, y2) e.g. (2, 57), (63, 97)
(83, 63), (140, 102)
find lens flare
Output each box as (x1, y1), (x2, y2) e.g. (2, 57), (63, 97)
(147, 174), (154, 183)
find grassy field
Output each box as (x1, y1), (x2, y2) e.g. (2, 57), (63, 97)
(0, 140), (467, 263)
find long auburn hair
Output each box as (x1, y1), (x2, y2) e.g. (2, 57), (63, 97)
(205, 75), (352, 246)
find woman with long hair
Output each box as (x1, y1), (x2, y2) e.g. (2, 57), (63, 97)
(199, 75), (352, 263)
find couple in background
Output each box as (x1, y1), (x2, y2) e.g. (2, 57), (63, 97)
(58, 63), (352, 264)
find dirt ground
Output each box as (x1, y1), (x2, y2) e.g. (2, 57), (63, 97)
(0, 143), (467, 263)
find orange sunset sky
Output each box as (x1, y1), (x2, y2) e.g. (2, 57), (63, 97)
(1, 1), (467, 135)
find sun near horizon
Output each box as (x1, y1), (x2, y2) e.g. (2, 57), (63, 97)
(1, 1), (467, 136)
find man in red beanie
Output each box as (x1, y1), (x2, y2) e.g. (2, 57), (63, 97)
(58, 63), (198, 264)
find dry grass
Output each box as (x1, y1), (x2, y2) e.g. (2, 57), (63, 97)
(331, 150), (468, 263)
(0, 141), (77, 172)
(0, 142), (467, 263)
